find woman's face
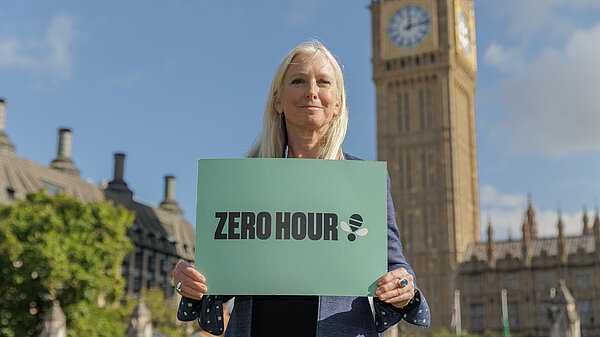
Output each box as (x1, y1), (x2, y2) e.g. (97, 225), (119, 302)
(275, 53), (340, 134)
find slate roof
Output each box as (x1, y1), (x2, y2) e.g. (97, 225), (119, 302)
(0, 151), (195, 262)
(0, 153), (104, 203)
(463, 235), (596, 262)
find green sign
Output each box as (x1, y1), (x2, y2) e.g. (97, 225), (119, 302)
(195, 158), (387, 296)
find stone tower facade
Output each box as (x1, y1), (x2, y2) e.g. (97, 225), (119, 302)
(370, 0), (479, 329)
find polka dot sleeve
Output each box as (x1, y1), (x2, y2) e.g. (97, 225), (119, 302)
(373, 289), (430, 332)
(177, 295), (226, 335)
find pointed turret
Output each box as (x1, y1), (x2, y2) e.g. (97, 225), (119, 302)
(594, 207), (600, 242)
(582, 204), (592, 235)
(523, 193), (538, 238)
(486, 217), (496, 269)
(39, 301), (67, 337)
(557, 211), (568, 264)
(522, 217), (531, 267)
(126, 298), (152, 337)
(0, 98), (16, 156)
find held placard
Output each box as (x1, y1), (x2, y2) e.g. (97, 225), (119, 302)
(195, 158), (387, 296)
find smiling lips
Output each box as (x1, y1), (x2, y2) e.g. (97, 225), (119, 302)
(300, 105), (324, 110)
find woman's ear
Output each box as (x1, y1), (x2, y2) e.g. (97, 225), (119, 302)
(334, 99), (341, 116)
(275, 97), (283, 114)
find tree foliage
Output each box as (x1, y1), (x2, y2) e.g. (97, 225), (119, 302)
(0, 190), (134, 337)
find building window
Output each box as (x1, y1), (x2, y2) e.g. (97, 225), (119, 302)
(421, 152), (427, 189)
(541, 302), (551, 326)
(6, 184), (15, 201)
(397, 93), (403, 133)
(398, 155), (405, 191)
(403, 92), (410, 132)
(423, 207), (429, 247)
(406, 153), (412, 190)
(576, 271), (592, 289)
(426, 88), (433, 129)
(578, 300), (594, 325)
(470, 304), (485, 330)
(469, 276), (483, 294)
(508, 302), (519, 328)
(538, 272), (554, 290)
(41, 181), (64, 196)
(428, 152), (435, 187)
(503, 274), (519, 291)
(133, 247), (143, 296)
(419, 89), (425, 130)
(407, 214), (413, 252)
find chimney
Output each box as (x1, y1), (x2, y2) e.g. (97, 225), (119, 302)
(57, 128), (72, 158)
(114, 153), (125, 182)
(105, 153), (133, 198)
(160, 175), (181, 213)
(0, 98), (16, 156)
(50, 128), (80, 177)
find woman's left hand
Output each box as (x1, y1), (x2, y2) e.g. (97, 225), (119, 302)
(375, 268), (415, 308)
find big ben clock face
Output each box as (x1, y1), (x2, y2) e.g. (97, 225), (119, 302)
(457, 12), (471, 55)
(387, 6), (431, 49)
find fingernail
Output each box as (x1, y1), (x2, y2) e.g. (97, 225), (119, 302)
(377, 281), (382, 286)
(375, 289), (381, 296)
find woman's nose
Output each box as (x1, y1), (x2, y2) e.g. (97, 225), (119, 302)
(306, 82), (318, 99)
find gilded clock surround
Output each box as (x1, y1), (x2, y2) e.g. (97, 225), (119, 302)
(379, 0), (438, 60)
(454, 0), (477, 70)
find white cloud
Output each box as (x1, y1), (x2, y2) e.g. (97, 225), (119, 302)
(486, 0), (600, 40)
(0, 38), (38, 67)
(0, 13), (77, 85)
(480, 184), (526, 209)
(483, 43), (524, 72)
(46, 13), (77, 84)
(491, 23), (600, 156)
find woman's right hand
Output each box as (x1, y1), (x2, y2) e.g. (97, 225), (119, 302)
(171, 261), (208, 300)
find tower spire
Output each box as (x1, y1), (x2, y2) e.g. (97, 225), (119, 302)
(557, 209), (568, 264)
(486, 216), (496, 269)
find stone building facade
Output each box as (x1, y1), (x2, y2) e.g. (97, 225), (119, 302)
(459, 202), (600, 336)
(0, 98), (195, 298)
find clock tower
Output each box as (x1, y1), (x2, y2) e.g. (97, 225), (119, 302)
(370, 0), (479, 330)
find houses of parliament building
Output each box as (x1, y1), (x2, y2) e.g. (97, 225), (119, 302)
(371, 0), (600, 336)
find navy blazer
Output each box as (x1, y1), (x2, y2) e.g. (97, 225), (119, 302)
(177, 153), (430, 336)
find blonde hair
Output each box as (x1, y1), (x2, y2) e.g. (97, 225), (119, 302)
(247, 40), (348, 159)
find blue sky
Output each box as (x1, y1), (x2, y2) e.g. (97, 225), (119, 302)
(1, 1), (599, 241)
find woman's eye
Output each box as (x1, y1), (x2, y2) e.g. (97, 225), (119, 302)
(291, 78), (304, 85)
(319, 79), (332, 85)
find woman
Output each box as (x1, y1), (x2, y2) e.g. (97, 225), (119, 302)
(172, 40), (430, 336)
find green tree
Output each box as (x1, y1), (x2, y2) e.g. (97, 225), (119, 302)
(0, 190), (134, 337)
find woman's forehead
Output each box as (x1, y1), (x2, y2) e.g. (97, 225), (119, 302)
(287, 53), (335, 76)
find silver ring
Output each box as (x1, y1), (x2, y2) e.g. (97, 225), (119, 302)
(397, 278), (408, 288)
(176, 281), (183, 292)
